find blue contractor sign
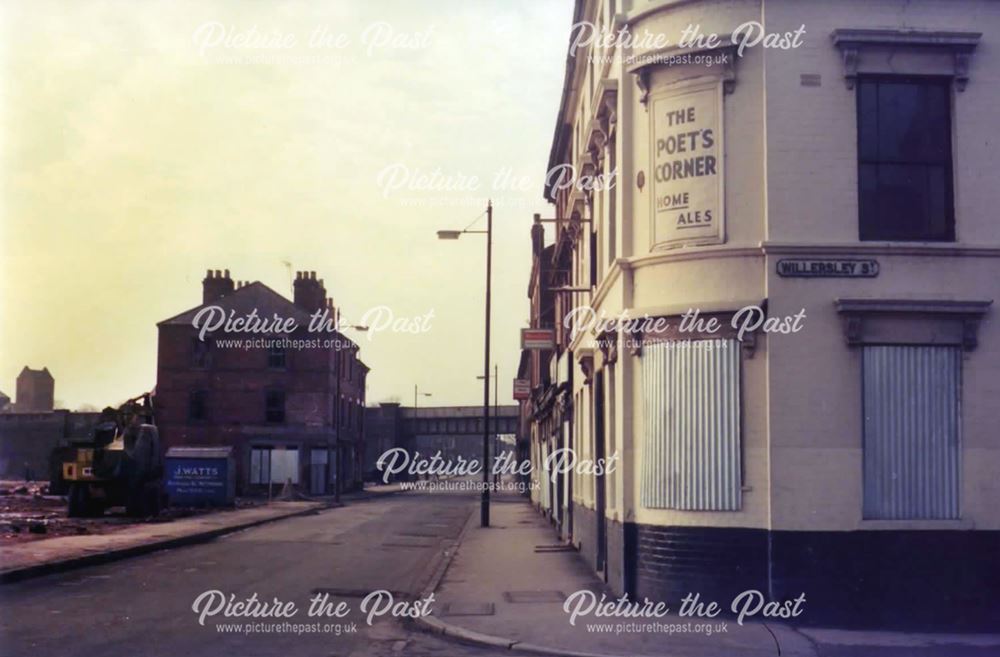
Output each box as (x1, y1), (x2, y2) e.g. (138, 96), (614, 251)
(165, 447), (235, 506)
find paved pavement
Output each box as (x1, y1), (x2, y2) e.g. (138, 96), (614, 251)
(0, 501), (324, 582)
(424, 494), (813, 657)
(422, 492), (1000, 657)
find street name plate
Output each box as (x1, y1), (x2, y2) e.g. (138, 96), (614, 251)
(777, 258), (879, 278)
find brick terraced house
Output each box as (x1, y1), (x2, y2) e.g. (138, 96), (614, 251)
(156, 269), (367, 495)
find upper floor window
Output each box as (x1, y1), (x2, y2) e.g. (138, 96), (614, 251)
(265, 389), (286, 423)
(192, 337), (212, 368)
(857, 76), (954, 241)
(267, 342), (286, 369)
(188, 390), (208, 421)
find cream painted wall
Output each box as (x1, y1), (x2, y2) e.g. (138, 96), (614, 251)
(766, 256), (1000, 530)
(556, 0), (1000, 535)
(763, 0), (1000, 244)
(760, 0), (1000, 530)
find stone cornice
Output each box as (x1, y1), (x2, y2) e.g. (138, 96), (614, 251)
(831, 28), (981, 91)
(835, 298), (993, 350)
(761, 241), (1000, 258)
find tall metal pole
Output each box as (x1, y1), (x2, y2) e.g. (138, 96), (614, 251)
(493, 363), (499, 485)
(482, 200), (492, 527)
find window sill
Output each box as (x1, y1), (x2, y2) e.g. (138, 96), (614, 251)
(857, 518), (974, 531)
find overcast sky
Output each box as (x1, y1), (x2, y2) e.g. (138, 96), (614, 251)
(0, 0), (572, 409)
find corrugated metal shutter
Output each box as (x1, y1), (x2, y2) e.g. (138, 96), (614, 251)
(641, 339), (741, 510)
(863, 345), (960, 519)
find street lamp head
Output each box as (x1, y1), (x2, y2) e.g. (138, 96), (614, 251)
(437, 230), (462, 240)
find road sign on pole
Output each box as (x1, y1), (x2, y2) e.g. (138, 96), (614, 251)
(521, 328), (555, 350)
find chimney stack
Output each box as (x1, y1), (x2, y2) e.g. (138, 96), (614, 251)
(531, 219), (544, 257)
(203, 268), (235, 304)
(293, 270), (327, 314)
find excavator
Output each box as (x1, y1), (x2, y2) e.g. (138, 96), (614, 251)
(61, 393), (165, 518)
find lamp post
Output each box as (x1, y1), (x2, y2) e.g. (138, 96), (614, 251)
(476, 363), (499, 485)
(414, 385), (432, 408)
(438, 200), (492, 527)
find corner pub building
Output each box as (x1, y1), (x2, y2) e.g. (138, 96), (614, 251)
(523, 0), (1000, 628)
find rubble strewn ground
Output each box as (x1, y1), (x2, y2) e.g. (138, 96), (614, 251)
(0, 480), (267, 544)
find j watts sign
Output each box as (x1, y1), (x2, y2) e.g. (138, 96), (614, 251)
(650, 82), (723, 248)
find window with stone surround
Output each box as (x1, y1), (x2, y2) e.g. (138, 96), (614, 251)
(832, 28), (980, 242)
(857, 76), (954, 241)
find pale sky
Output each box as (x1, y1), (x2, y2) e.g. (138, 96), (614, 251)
(0, 0), (572, 409)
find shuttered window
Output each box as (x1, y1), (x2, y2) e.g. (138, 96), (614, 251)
(863, 345), (960, 519)
(641, 339), (741, 510)
(250, 447), (271, 485)
(249, 446), (300, 485)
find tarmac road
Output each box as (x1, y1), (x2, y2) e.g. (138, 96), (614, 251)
(0, 488), (506, 657)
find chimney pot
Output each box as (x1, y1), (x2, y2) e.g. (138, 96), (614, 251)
(203, 267), (235, 303)
(293, 269), (325, 313)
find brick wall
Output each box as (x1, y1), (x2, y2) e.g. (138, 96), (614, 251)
(156, 320), (366, 493)
(0, 411), (100, 481)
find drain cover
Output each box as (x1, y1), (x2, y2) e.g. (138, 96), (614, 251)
(533, 544), (574, 553)
(382, 536), (436, 548)
(396, 530), (443, 538)
(440, 602), (495, 617)
(503, 590), (566, 603)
